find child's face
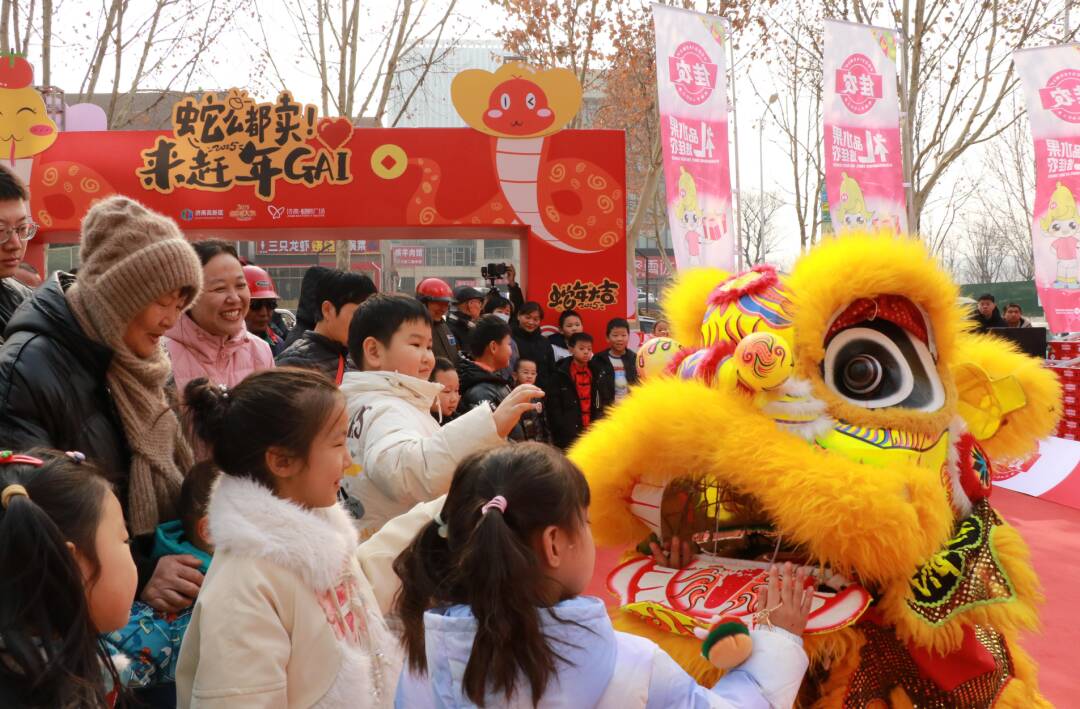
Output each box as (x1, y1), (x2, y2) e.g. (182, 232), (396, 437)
(561, 316), (583, 337)
(608, 327), (629, 353)
(515, 361), (538, 385)
(653, 321), (670, 338)
(571, 341), (593, 363)
(434, 369), (461, 417)
(491, 335), (513, 370)
(365, 319), (435, 380)
(75, 489), (138, 633)
(276, 402), (352, 509)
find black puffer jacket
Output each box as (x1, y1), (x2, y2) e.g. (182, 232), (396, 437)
(545, 356), (614, 450)
(512, 324), (556, 390)
(0, 276), (30, 342)
(446, 310), (474, 353)
(275, 330), (352, 384)
(284, 266), (332, 348)
(0, 274), (131, 479)
(456, 357), (524, 441)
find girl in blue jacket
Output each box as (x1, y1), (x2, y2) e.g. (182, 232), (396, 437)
(393, 443), (811, 708)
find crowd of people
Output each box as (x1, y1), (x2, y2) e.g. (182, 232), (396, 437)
(0, 164), (812, 709)
(972, 292), (1033, 331)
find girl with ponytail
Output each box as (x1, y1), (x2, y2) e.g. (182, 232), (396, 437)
(176, 368), (441, 708)
(394, 443), (813, 708)
(0, 449), (139, 707)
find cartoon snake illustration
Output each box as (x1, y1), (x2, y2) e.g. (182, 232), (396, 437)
(404, 61), (624, 254)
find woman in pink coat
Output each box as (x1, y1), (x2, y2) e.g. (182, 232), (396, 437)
(164, 240), (273, 396)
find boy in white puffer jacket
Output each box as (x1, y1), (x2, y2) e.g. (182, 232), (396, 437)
(341, 295), (543, 539)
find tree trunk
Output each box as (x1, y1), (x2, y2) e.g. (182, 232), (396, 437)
(41, 0), (50, 85)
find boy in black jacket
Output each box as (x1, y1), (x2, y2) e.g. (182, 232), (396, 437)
(593, 317), (639, 404)
(545, 332), (613, 449)
(457, 315), (526, 440)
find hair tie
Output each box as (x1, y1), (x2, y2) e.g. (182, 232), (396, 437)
(1, 483), (28, 509)
(481, 495), (508, 515)
(218, 383), (229, 400)
(65, 451), (86, 464)
(0, 451), (44, 467)
(433, 511), (449, 539)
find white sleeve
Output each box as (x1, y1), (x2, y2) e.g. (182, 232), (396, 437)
(357, 497), (445, 614)
(359, 403), (503, 507)
(643, 628), (807, 709)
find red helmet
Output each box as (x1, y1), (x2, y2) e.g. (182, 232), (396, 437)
(243, 265), (280, 300)
(416, 277), (453, 303)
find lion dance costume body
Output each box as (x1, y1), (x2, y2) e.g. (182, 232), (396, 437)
(571, 234), (1060, 707)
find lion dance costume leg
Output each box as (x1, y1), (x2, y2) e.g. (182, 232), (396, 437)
(571, 233), (1059, 707)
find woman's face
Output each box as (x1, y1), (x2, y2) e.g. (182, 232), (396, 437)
(518, 309), (542, 333)
(190, 253), (249, 337)
(123, 288), (188, 358)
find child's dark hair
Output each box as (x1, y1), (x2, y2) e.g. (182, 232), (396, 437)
(568, 332), (593, 348)
(468, 314), (512, 358)
(191, 238), (239, 266)
(184, 369), (343, 490)
(347, 293), (431, 370)
(514, 357), (537, 372)
(0, 449), (123, 707)
(430, 357), (457, 381)
(180, 461), (220, 542)
(394, 443), (591, 706)
(558, 309), (582, 328)
(314, 271), (378, 322)
(482, 294), (512, 314)
(518, 301), (544, 318)
(606, 317), (630, 336)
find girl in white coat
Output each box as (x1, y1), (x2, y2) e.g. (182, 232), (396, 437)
(176, 368), (438, 708)
(394, 444), (812, 709)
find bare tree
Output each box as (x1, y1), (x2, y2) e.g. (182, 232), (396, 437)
(738, 190), (783, 265)
(961, 218), (1008, 284)
(976, 112), (1035, 281)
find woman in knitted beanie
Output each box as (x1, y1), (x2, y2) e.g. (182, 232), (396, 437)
(163, 239), (273, 399)
(0, 195), (206, 613)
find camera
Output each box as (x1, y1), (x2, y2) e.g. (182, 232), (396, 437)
(481, 262), (508, 281)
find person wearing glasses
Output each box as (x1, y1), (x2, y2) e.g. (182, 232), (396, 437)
(0, 164), (34, 339)
(242, 263), (288, 355)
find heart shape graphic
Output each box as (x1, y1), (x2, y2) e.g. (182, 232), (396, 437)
(317, 118), (354, 151)
(267, 205), (285, 219)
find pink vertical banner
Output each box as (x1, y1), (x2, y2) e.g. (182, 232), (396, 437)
(1015, 44), (1080, 333)
(652, 4), (735, 271)
(823, 19), (907, 236)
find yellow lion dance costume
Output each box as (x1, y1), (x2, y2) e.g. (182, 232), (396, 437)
(570, 233), (1060, 707)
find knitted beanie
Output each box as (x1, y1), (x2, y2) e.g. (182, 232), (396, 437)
(71, 195), (203, 341)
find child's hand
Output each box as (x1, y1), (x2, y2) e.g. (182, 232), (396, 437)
(493, 384), (545, 437)
(755, 562), (815, 636)
(649, 535), (693, 569)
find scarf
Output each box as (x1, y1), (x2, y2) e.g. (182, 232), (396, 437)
(67, 285), (193, 536)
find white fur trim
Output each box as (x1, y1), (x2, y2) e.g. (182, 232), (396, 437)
(208, 475), (359, 591)
(764, 377), (836, 441)
(311, 634), (400, 708)
(946, 417), (974, 518)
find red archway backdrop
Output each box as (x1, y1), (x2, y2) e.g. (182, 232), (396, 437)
(25, 123), (627, 337)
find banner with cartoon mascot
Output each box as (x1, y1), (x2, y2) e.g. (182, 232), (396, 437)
(823, 20), (907, 237)
(653, 4), (735, 271)
(1015, 44), (1080, 333)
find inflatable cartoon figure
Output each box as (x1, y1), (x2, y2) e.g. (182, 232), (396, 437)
(571, 233), (1060, 707)
(1040, 181), (1080, 289)
(440, 61), (622, 254)
(0, 53), (57, 184)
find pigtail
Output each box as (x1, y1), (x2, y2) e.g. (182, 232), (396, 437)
(393, 520), (453, 674)
(456, 506), (556, 706)
(183, 377), (231, 450)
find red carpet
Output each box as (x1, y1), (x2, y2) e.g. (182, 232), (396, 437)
(586, 488), (1078, 705)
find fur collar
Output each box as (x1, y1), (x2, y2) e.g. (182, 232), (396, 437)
(208, 475), (359, 591)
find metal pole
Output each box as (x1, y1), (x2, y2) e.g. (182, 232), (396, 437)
(1065, 0), (1073, 40)
(729, 26), (744, 271)
(900, 0), (916, 235)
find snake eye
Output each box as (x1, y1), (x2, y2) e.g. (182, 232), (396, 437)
(824, 320), (943, 411)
